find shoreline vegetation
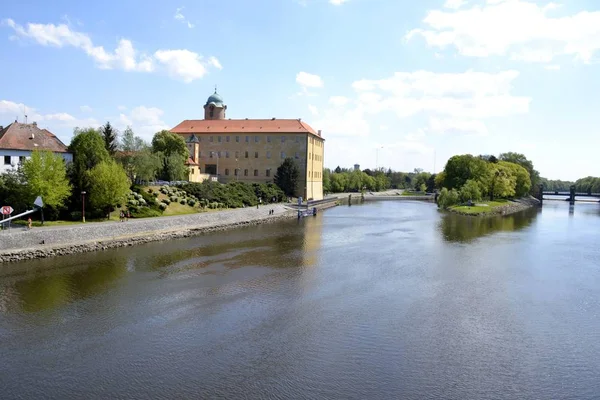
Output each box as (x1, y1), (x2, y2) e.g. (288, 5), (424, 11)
(447, 197), (540, 217)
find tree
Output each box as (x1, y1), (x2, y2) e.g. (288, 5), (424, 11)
(87, 161), (131, 219)
(151, 130), (188, 181)
(499, 161), (531, 197)
(21, 150), (72, 210)
(488, 163), (516, 200)
(101, 121), (118, 156)
(437, 187), (460, 209)
(133, 147), (162, 183)
(68, 127), (111, 194)
(274, 158), (300, 197)
(499, 152), (539, 193)
(323, 168), (332, 194)
(118, 126), (147, 182)
(459, 179), (482, 202)
(334, 166), (342, 174)
(442, 154), (489, 190)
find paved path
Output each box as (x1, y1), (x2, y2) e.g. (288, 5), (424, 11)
(0, 204), (291, 253)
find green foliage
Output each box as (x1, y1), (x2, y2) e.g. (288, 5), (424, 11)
(437, 188), (460, 209)
(274, 157), (300, 197)
(323, 168), (332, 193)
(459, 179), (483, 202)
(21, 150), (72, 209)
(129, 207), (162, 218)
(539, 178), (574, 192)
(180, 181), (284, 209)
(0, 169), (30, 214)
(69, 127), (111, 194)
(87, 160), (131, 218)
(443, 155), (489, 190)
(499, 161), (531, 197)
(101, 121), (118, 156)
(152, 130), (188, 181)
(499, 152), (539, 194)
(574, 176), (600, 193)
(413, 171), (432, 191)
(133, 148), (162, 183)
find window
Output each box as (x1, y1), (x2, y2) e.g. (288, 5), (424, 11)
(254, 169), (258, 177)
(266, 151), (271, 159)
(226, 136), (230, 142)
(210, 136), (214, 142)
(4, 156), (10, 165)
(281, 136), (286, 143)
(309, 153), (312, 160)
(295, 152), (299, 159)
(281, 151), (286, 159)
(245, 151), (249, 158)
(245, 136), (249, 143)
(19, 156), (26, 164)
(210, 152), (213, 158)
(235, 151), (240, 159)
(254, 151), (258, 158)
(267, 136), (271, 143)
(191, 168), (195, 174)
(236, 136), (240, 143)
(244, 169), (248, 176)
(254, 136), (259, 143)
(225, 168), (229, 176)
(218, 136), (222, 143)
(266, 169), (271, 177)
(226, 151), (230, 158)
(235, 169), (239, 176)
(210, 110), (214, 118)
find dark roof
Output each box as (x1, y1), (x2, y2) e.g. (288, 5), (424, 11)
(186, 134), (200, 143)
(170, 118), (324, 139)
(0, 122), (69, 153)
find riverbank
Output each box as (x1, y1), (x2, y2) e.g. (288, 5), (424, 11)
(0, 201), (338, 264)
(449, 196), (541, 217)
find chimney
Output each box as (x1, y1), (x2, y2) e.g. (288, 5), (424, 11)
(32, 121), (37, 127)
(318, 130), (322, 136)
(271, 117), (276, 120)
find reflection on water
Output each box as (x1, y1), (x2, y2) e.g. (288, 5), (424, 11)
(0, 216), (323, 314)
(439, 207), (538, 243)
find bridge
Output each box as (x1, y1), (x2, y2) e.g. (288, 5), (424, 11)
(539, 185), (600, 204)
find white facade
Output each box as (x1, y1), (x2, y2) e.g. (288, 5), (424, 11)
(1, 149), (73, 173)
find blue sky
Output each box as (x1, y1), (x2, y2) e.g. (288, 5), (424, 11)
(1, 0), (600, 180)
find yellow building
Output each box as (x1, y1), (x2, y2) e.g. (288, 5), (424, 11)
(170, 90), (325, 200)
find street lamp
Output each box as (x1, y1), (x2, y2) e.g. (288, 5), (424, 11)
(81, 191), (86, 223)
(375, 146), (384, 171)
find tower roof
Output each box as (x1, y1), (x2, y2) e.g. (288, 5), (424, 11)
(205, 88), (224, 107)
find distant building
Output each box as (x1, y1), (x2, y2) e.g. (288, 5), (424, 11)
(354, 164), (360, 171)
(0, 121), (72, 173)
(170, 90), (325, 200)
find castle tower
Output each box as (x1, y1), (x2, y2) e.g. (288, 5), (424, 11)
(203, 88), (227, 120)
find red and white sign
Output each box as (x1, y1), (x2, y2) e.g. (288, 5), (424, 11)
(1, 206), (14, 215)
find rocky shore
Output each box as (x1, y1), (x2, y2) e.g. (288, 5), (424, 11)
(449, 196), (541, 217)
(0, 201), (338, 264)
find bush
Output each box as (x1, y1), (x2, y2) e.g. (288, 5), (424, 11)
(129, 199), (139, 206)
(148, 188), (153, 193)
(437, 187), (460, 209)
(180, 199), (186, 205)
(162, 199), (171, 205)
(187, 199), (196, 206)
(130, 207), (162, 218)
(459, 179), (483, 203)
(170, 196), (178, 202)
(152, 192), (159, 197)
(159, 203), (167, 210)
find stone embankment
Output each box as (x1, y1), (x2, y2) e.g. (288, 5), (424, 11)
(0, 201), (338, 264)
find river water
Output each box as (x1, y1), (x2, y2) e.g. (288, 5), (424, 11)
(1, 201), (599, 399)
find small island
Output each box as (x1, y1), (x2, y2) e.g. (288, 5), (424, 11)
(435, 153), (541, 217)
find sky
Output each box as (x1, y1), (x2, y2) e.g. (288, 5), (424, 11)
(1, 0), (600, 181)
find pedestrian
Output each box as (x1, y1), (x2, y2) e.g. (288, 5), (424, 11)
(120, 210), (124, 222)
(27, 217), (32, 230)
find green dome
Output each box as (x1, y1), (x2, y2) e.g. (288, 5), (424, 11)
(205, 91), (224, 107)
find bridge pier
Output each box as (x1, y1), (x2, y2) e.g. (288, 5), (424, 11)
(538, 184), (544, 206)
(569, 185), (575, 205)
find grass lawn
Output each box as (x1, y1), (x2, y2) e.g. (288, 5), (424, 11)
(450, 200), (509, 215)
(401, 191), (427, 196)
(149, 186), (201, 216)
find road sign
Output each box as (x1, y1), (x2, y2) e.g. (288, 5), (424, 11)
(1, 206), (14, 215)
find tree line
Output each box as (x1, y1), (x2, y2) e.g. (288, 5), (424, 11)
(322, 166), (438, 194)
(436, 152), (537, 209)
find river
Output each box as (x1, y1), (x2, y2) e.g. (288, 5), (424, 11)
(1, 201), (599, 399)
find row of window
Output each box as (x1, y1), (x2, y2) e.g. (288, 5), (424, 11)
(310, 137), (323, 147)
(207, 135), (305, 144)
(3, 156), (26, 165)
(224, 168), (272, 177)
(309, 171), (322, 178)
(200, 150), (304, 160)
(308, 153), (323, 162)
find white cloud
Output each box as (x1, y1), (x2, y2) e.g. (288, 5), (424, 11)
(406, 0), (600, 64)
(174, 7), (194, 29)
(296, 71), (324, 88)
(116, 106), (170, 142)
(0, 99), (99, 142)
(544, 64), (561, 70)
(330, 0), (349, 5)
(80, 105), (92, 112)
(351, 69), (530, 120)
(308, 104), (319, 116)
(329, 96), (349, 106)
(312, 107), (370, 137)
(444, 0), (467, 9)
(429, 117), (488, 136)
(3, 18), (221, 82)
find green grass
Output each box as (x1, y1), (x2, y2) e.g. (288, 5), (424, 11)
(401, 191), (427, 196)
(151, 186), (201, 216)
(450, 200), (509, 215)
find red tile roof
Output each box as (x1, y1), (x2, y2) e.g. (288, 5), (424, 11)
(0, 122), (69, 153)
(170, 118), (324, 139)
(185, 157), (199, 166)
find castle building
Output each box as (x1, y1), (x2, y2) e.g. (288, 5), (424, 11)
(170, 90), (325, 200)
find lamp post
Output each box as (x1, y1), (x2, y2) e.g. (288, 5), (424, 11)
(81, 191), (86, 223)
(235, 158), (239, 181)
(212, 151), (219, 182)
(375, 146), (383, 171)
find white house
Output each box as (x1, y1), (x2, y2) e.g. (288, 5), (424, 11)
(0, 121), (72, 173)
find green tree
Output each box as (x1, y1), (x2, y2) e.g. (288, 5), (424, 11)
(21, 150), (72, 210)
(488, 163), (516, 200)
(133, 147), (162, 183)
(442, 154), (489, 190)
(330, 173), (347, 192)
(459, 179), (482, 202)
(274, 158), (300, 197)
(499, 152), (539, 193)
(87, 160), (131, 219)
(69, 127), (111, 194)
(437, 187), (460, 209)
(334, 166), (342, 174)
(101, 121), (118, 156)
(499, 161), (531, 197)
(323, 168), (332, 194)
(151, 130), (188, 181)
